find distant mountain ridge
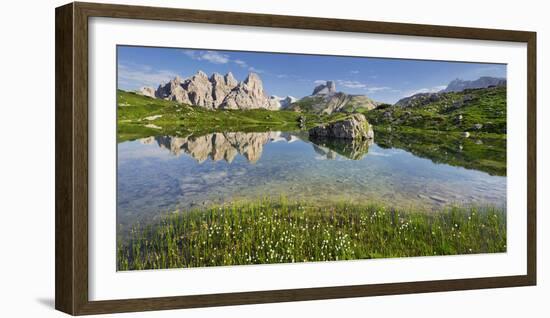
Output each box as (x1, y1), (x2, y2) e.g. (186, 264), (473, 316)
(395, 76), (506, 108)
(441, 76), (506, 93)
(270, 95), (298, 109)
(137, 71), (290, 110)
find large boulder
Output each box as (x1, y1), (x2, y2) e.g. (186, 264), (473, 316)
(309, 113), (374, 140)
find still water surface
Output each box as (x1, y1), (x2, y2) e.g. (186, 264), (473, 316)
(117, 131), (506, 231)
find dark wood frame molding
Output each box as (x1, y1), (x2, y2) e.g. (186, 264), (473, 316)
(55, 2), (537, 315)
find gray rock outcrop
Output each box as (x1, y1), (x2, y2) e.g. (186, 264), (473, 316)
(309, 113), (374, 140)
(137, 86), (156, 98)
(394, 92), (441, 108)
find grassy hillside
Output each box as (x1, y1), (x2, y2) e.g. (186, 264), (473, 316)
(362, 87), (506, 134)
(117, 90), (340, 141)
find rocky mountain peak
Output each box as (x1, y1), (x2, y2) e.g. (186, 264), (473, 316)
(140, 70), (283, 110)
(194, 70), (209, 79)
(211, 72), (238, 107)
(312, 80), (337, 95)
(244, 73), (263, 90)
(210, 72), (224, 83)
(327, 80), (336, 92)
(224, 72), (238, 86)
(170, 75), (183, 85)
(220, 72), (278, 110)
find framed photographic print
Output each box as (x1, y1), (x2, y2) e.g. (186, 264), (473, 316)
(55, 2), (537, 315)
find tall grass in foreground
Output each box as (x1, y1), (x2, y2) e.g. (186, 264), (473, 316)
(117, 198), (506, 270)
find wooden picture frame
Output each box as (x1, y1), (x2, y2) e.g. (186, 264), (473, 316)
(55, 2), (536, 315)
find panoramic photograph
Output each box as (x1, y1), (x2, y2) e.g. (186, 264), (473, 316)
(116, 46), (507, 271)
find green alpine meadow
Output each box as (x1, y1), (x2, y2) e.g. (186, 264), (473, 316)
(116, 46), (507, 271)
(118, 198), (506, 270)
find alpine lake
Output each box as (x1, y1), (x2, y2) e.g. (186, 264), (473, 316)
(118, 130), (506, 230)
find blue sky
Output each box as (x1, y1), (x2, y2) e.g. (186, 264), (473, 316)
(118, 46), (506, 104)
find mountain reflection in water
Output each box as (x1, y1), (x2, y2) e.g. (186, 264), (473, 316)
(139, 131), (371, 163)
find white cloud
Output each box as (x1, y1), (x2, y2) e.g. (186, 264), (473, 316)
(201, 51), (229, 64)
(350, 70), (360, 74)
(118, 63), (178, 88)
(313, 79), (391, 93)
(366, 86), (391, 93)
(337, 80), (367, 89)
(182, 50), (197, 59)
(183, 50), (270, 75)
(182, 50), (229, 64)
(234, 59), (248, 68)
(248, 66), (264, 74)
